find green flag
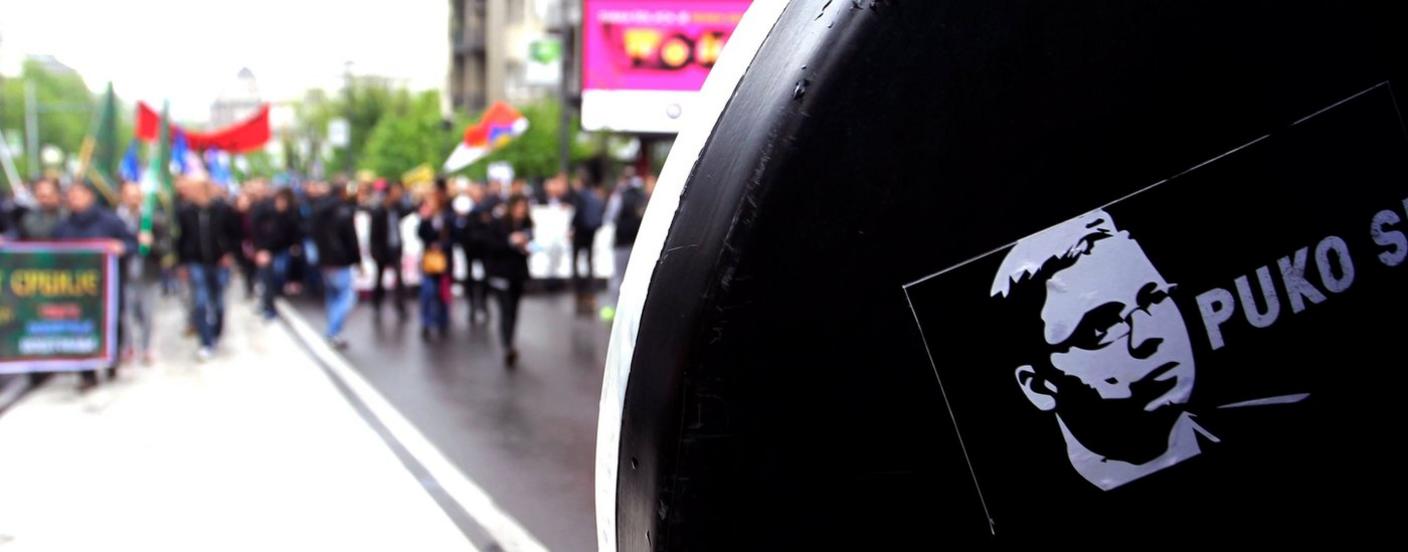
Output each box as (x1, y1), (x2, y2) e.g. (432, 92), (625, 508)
(157, 101), (174, 200)
(74, 83), (120, 207)
(138, 101), (176, 255)
(93, 83), (120, 188)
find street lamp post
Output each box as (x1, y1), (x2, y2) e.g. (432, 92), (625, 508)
(25, 80), (39, 180)
(557, 0), (576, 178)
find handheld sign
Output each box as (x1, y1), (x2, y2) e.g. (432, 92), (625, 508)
(0, 242), (120, 374)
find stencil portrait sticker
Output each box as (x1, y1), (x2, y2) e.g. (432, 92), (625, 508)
(904, 83), (1408, 535)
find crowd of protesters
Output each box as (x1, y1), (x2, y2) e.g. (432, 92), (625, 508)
(1, 166), (652, 386)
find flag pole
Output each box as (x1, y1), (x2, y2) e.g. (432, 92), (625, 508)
(73, 135), (118, 206)
(0, 128), (29, 203)
(137, 100), (174, 256)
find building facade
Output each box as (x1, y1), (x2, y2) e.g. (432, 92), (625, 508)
(450, 0), (567, 112)
(210, 67), (261, 127)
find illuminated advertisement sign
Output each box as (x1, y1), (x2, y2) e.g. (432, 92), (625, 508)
(581, 0), (752, 134)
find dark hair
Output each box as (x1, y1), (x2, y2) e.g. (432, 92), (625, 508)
(505, 194), (534, 227)
(275, 188), (295, 204)
(993, 228), (1117, 379)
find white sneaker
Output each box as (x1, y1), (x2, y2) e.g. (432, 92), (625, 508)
(197, 347), (213, 362)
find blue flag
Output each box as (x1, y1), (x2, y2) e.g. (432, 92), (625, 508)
(119, 142), (141, 183)
(171, 131), (190, 175)
(205, 149), (233, 189)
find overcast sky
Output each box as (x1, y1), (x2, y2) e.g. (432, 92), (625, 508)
(0, 0), (450, 124)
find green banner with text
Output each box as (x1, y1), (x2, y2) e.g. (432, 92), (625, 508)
(0, 242), (119, 373)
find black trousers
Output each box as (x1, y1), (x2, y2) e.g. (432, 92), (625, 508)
(371, 254), (405, 313)
(238, 254), (258, 298)
(572, 234), (595, 294)
(82, 270), (127, 386)
(494, 279), (525, 348)
(463, 244), (488, 318)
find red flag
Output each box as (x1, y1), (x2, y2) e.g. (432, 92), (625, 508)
(136, 102), (271, 153)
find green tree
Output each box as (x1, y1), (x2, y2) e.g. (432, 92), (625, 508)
(1, 59), (97, 176)
(453, 99), (597, 181)
(287, 79), (400, 175)
(235, 150), (279, 180)
(339, 80), (399, 171)
(359, 90), (456, 179)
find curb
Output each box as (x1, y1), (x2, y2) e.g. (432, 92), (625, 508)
(0, 375), (33, 417)
(274, 298), (546, 552)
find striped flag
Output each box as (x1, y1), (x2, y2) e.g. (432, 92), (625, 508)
(443, 101), (529, 172)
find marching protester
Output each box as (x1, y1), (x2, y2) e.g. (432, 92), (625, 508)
(460, 181), (493, 324)
(0, 189), (18, 239)
(174, 177), (199, 337)
(537, 175), (571, 291)
(17, 179), (66, 241)
(175, 177), (241, 361)
(602, 169), (648, 321)
(449, 182), (476, 320)
(485, 194), (535, 367)
(252, 188), (302, 321)
(294, 181), (328, 298)
(8, 180), (66, 389)
(482, 178), (505, 215)
(569, 173), (605, 315)
(115, 181), (167, 365)
(417, 186), (453, 341)
(232, 180), (266, 301)
(508, 179), (530, 204)
(367, 181), (412, 321)
(52, 182), (137, 389)
(311, 182), (363, 348)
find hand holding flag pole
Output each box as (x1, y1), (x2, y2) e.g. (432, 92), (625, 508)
(137, 101), (173, 256)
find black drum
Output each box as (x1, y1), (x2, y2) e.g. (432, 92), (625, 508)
(598, 1), (1408, 548)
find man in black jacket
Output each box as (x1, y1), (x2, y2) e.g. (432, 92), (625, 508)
(53, 183), (137, 389)
(366, 181), (411, 320)
(602, 172), (647, 320)
(251, 188), (302, 320)
(175, 178), (241, 361)
(312, 182), (363, 348)
(570, 175), (605, 314)
(53, 183), (136, 250)
(457, 182), (494, 324)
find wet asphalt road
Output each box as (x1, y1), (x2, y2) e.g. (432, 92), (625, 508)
(292, 290), (608, 552)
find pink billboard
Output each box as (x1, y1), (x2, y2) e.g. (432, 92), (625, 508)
(582, 0), (753, 93)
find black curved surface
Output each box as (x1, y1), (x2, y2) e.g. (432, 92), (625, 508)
(617, 1), (1407, 548)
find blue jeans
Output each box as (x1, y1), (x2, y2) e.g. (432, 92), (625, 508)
(259, 252), (289, 318)
(420, 274), (448, 330)
(187, 264), (229, 348)
(302, 239), (324, 297)
(323, 266), (357, 339)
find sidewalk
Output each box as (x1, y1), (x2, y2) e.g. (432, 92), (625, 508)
(0, 293), (477, 552)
